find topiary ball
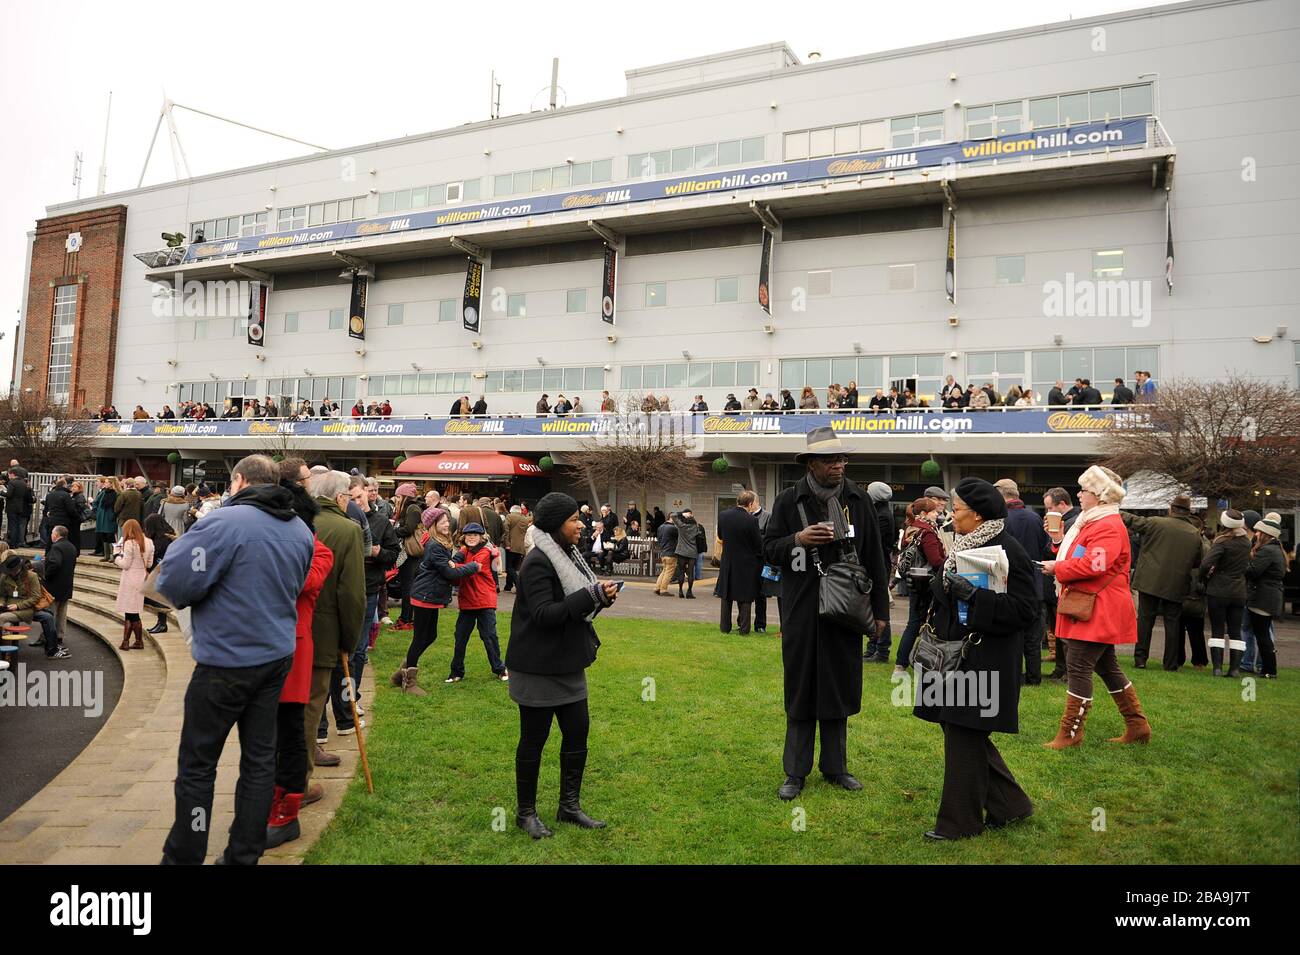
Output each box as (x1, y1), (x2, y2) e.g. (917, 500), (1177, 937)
(393, 455), (406, 469)
(272, 454), (284, 463)
(921, 459), (942, 480)
(166, 451), (181, 464)
(712, 456), (730, 474)
(538, 455), (554, 471)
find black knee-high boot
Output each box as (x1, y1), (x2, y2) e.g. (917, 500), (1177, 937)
(515, 756), (553, 839)
(556, 749), (606, 829)
(1210, 646), (1223, 677)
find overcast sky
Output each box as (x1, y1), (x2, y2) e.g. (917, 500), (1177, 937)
(0, 0), (1181, 381)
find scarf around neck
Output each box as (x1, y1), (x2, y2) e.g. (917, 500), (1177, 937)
(532, 529), (603, 622)
(1053, 503), (1121, 593)
(804, 473), (851, 542)
(943, 518), (1006, 577)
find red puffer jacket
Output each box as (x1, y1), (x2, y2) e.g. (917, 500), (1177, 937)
(454, 542), (499, 611)
(1052, 512), (1135, 645)
(281, 537), (335, 703)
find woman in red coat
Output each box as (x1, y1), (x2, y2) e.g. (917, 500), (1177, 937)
(267, 478), (335, 848)
(1040, 465), (1150, 748)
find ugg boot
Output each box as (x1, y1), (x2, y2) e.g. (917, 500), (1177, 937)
(1044, 692), (1091, 749)
(1210, 646), (1223, 677)
(1106, 683), (1152, 743)
(129, 620), (145, 650)
(390, 666), (406, 688)
(118, 621), (132, 651)
(1226, 650), (1242, 678)
(556, 749), (606, 829)
(1045, 632), (1057, 663)
(515, 756), (553, 839)
(147, 612), (168, 634)
(265, 790), (303, 848)
(401, 665), (427, 696)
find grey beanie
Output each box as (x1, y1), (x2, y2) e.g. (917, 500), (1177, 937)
(867, 481), (893, 503)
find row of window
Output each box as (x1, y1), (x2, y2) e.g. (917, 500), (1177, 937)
(276, 198), (367, 232)
(190, 212), (270, 242)
(620, 360), (760, 392)
(627, 137), (766, 180)
(492, 159), (614, 199)
(377, 180), (483, 214)
(178, 376), (360, 405)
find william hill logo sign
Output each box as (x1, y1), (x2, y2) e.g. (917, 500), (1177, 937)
(1046, 411), (1115, 432)
(702, 416), (782, 433)
(445, 420), (505, 434)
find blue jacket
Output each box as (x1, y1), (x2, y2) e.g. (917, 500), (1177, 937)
(411, 536), (480, 607)
(1003, 499), (1052, 599)
(156, 483), (314, 668)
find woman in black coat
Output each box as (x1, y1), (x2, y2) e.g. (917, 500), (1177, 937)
(505, 492), (619, 839)
(1200, 509), (1252, 676)
(1245, 515), (1286, 679)
(716, 495), (763, 633)
(913, 478), (1038, 840)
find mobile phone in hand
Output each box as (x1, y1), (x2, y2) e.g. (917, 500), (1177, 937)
(613, 580), (626, 592)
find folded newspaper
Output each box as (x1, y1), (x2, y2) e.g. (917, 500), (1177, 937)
(954, 545), (1009, 625)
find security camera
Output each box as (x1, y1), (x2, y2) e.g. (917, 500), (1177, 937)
(762, 323), (776, 335)
(952, 99), (961, 107)
(603, 363), (612, 371)
(949, 72), (958, 82)
(255, 354), (266, 362)
(949, 351), (959, 360)
(472, 340), (483, 349)
(606, 334), (618, 344)
(359, 373), (369, 381)
(947, 316), (960, 327)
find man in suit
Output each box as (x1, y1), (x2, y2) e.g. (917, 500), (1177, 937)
(717, 491), (764, 635)
(1110, 378), (1136, 405)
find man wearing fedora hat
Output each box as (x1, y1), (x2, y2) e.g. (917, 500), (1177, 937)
(763, 427), (891, 800)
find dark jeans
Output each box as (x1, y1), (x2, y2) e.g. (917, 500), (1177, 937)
(320, 591), (378, 735)
(396, 557), (417, 623)
(32, 609), (59, 654)
(895, 584), (933, 667)
(6, 511), (25, 548)
(720, 600), (752, 634)
(516, 698), (590, 760)
(504, 550), (522, 591)
(274, 702), (308, 793)
(1136, 592), (1184, 669)
(1179, 613), (1209, 667)
(934, 722), (1032, 838)
(1022, 603), (1044, 684)
(1248, 611), (1277, 676)
(162, 654), (292, 865)
(450, 608), (505, 677)
(783, 717), (847, 777)
(755, 596), (767, 630)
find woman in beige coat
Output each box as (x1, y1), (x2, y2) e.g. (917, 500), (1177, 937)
(113, 518), (155, 650)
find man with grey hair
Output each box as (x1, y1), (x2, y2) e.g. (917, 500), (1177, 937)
(301, 470), (366, 803)
(157, 453), (314, 864)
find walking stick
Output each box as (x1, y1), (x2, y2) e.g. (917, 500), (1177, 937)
(340, 654), (374, 794)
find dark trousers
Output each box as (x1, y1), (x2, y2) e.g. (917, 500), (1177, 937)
(6, 511), (25, 548)
(895, 585), (931, 667)
(934, 722), (1032, 838)
(162, 654), (292, 865)
(320, 591), (378, 735)
(405, 605), (441, 668)
(450, 608), (505, 677)
(504, 550), (522, 591)
(1136, 592), (1184, 669)
(396, 557), (417, 623)
(1248, 611), (1277, 676)
(1179, 613), (1209, 666)
(1207, 595), (1246, 651)
(720, 600), (752, 634)
(1021, 604), (1044, 684)
(516, 698), (590, 760)
(755, 595), (768, 630)
(866, 617), (892, 659)
(783, 716), (847, 778)
(274, 702), (308, 793)
(674, 558), (695, 592)
(1066, 640), (1129, 699)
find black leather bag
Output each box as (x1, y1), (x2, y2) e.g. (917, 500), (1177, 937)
(797, 501), (875, 634)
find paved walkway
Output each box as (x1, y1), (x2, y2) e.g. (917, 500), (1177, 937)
(0, 554), (369, 864)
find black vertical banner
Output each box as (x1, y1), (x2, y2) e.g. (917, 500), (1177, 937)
(246, 282), (266, 346)
(1165, 197), (1174, 295)
(945, 213), (956, 305)
(462, 258), (483, 332)
(348, 273), (368, 340)
(758, 228), (774, 315)
(601, 245), (617, 325)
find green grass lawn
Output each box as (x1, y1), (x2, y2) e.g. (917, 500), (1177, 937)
(307, 613), (1300, 864)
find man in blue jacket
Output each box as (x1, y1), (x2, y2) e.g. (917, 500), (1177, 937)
(995, 479), (1052, 685)
(157, 454), (314, 865)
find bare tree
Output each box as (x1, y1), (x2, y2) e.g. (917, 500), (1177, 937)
(0, 394), (98, 473)
(564, 393), (703, 527)
(1099, 375), (1300, 523)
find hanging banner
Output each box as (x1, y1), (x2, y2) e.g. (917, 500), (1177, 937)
(462, 258), (483, 333)
(945, 213), (956, 305)
(601, 245), (617, 325)
(1165, 197), (1174, 294)
(246, 282), (267, 346)
(758, 228), (774, 316)
(348, 273), (367, 340)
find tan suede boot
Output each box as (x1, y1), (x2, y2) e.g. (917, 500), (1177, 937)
(1044, 692), (1090, 749)
(402, 665), (427, 696)
(1106, 683), (1151, 743)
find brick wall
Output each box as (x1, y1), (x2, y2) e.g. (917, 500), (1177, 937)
(21, 205), (128, 411)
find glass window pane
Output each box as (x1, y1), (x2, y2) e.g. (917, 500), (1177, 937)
(969, 352), (995, 377)
(532, 168), (552, 191)
(996, 351), (1024, 375)
(411, 187), (427, 208)
(401, 374), (417, 395)
(494, 174), (513, 196)
(436, 372), (453, 392)
(338, 199), (352, 220)
(891, 355), (916, 377)
(783, 131), (808, 161)
(715, 277), (738, 303)
(463, 179), (480, 200)
(552, 165), (570, 188)
(1122, 84), (1153, 118)
(695, 143), (717, 168)
(298, 379), (312, 399)
(671, 147), (694, 172)
(1032, 350), (1062, 382)
(564, 367), (583, 391)
(918, 112), (943, 130)
(857, 357), (882, 387)
(645, 281), (666, 307)
(717, 140), (741, 166)
(309, 204), (323, 226)
(313, 378), (328, 400)
(439, 299), (456, 322)
(523, 368), (543, 391)
(736, 360), (758, 386)
(967, 123), (993, 140)
(571, 162), (591, 186)
(507, 293), (526, 317)
(996, 255), (1025, 285)
(997, 117), (1021, 135)
(834, 125), (859, 155)
(566, 289), (586, 313)
(662, 363), (685, 388)
(1126, 347), (1158, 380)
(781, 359), (804, 389)
(1059, 93), (1089, 125)
(502, 370), (522, 393)
(418, 374), (436, 393)
(859, 121), (885, 151)
(1092, 249), (1124, 278)
(1062, 348), (1093, 381)
(483, 371), (501, 393)
(590, 159), (611, 182)
(809, 127), (834, 158)
(831, 358), (856, 385)
(742, 137), (764, 162)
(1029, 97), (1058, 129)
(967, 105), (995, 124)
(620, 365), (642, 390)
(644, 364), (665, 389)
(394, 190), (411, 211)
(543, 368), (563, 391)
(1090, 88), (1122, 121)
(1094, 348), (1125, 384)
(515, 171), (533, 193)
(388, 303), (404, 325)
(712, 362), (735, 387)
(585, 367), (604, 390)
(688, 363), (711, 388)
(805, 358), (831, 388)
(917, 354), (943, 377)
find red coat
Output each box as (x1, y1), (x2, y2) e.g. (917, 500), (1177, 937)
(455, 543), (499, 610)
(281, 537), (335, 703)
(1052, 512), (1135, 645)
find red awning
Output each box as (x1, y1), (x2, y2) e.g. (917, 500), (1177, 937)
(395, 452), (544, 480)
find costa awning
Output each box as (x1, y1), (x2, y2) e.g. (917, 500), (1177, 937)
(395, 452), (544, 480)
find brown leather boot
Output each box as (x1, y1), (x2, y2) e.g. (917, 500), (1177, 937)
(130, 620), (145, 650)
(1044, 692), (1090, 749)
(1106, 683), (1151, 743)
(118, 621), (132, 651)
(1045, 632), (1057, 663)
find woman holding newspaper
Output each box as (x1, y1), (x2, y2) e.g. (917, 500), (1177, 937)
(1040, 465), (1150, 749)
(913, 478), (1039, 840)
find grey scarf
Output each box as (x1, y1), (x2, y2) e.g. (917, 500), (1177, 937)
(804, 473), (852, 542)
(532, 529), (605, 622)
(943, 518), (1006, 577)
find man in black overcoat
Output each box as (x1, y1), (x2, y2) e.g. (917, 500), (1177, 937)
(763, 427), (891, 800)
(717, 490), (763, 634)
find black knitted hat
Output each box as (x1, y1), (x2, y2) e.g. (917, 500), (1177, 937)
(534, 492), (579, 533)
(953, 477), (1007, 521)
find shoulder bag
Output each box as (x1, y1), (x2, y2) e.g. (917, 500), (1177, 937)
(910, 605), (979, 676)
(1058, 565), (1123, 623)
(796, 500), (875, 634)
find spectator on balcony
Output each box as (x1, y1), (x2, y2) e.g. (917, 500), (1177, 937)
(133, 405), (151, 421)
(298, 400), (314, 419)
(351, 401), (364, 418)
(1136, 371), (1156, 399)
(600, 391), (616, 413)
(472, 395), (488, 416)
(1048, 381), (1068, 407)
(724, 394), (742, 415)
(571, 396), (584, 415)
(779, 389), (795, 413)
(1109, 379), (1135, 405)
(1005, 385), (1023, 406)
(842, 381), (860, 409)
(941, 376), (962, 407)
(799, 387), (819, 411)
(827, 384), (842, 409)
(968, 387), (991, 411)
(155, 404), (174, 420)
(762, 393), (779, 412)
(981, 383), (1000, 407)
(1065, 379), (1083, 403)
(380, 399), (393, 418)
(686, 395), (704, 413)
(657, 394), (671, 412)
(104, 405), (122, 421)
(869, 388), (890, 411)
(742, 389), (762, 412)
(1016, 390), (1036, 407)
(640, 394), (658, 413)
(536, 394), (551, 417)
(1075, 379), (1103, 406)
(553, 394), (573, 416)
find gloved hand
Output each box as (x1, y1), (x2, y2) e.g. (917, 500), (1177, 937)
(944, 571), (977, 602)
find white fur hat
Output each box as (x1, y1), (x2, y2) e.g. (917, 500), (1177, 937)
(1077, 465), (1125, 504)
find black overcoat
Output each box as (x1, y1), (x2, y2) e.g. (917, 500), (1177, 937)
(763, 476), (891, 720)
(912, 528), (1037, 734)
(717, 506), (762, 603)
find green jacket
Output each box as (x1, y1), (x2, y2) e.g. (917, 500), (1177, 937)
(310, 498), (366, 668)
(2, 570), (43, 622)
(1122, 511), (1203, 602)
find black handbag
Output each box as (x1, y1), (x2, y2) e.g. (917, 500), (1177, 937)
(909, 605), (979, 675)
(797, 501), (875, 634)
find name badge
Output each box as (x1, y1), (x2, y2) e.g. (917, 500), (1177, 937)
(847, 524), (855, 538)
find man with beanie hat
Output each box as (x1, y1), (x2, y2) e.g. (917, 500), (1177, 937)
(1121, 492), (1204, 670)
(764, 428), (890, 801)
(995, 478), (1053, 685)
(864, 481), (896, 662)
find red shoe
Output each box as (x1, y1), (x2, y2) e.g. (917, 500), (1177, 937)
(265, 791), (303, 848)
(267, 784), (286, 823)
(394, 621), (414, 631)
(367, 622), (380, 650)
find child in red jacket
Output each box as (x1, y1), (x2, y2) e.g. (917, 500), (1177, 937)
(447, 523), (508, 682)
